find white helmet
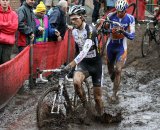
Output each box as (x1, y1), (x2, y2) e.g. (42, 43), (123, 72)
(68, 5), (86, 16)
(115, 0), (129, 11)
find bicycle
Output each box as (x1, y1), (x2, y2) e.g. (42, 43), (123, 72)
(36, 67), (92, 128)
(139, 20), (160, 57)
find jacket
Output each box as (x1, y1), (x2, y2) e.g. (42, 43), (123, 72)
(48, 6), (67, 41)
(35, 15), (55, 43)
(0, 5), (18, 45)
(17, 2), (36, 46)
(35, 15), (49, 43)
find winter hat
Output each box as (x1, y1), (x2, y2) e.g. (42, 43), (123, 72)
(57, 0), (68, 8)
(35, 1), (46, 13)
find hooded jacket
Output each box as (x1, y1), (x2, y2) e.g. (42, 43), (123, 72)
(0, 5), (18, 45)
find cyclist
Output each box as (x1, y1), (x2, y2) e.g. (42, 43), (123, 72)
(104, 0), (135, 102)
(65, 5), (104, 117)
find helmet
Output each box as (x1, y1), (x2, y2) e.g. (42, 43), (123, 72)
(115, 0), (128, 11)
(68, 5), (86, 16)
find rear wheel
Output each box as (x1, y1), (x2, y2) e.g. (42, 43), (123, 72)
(141, 30), (151, 57)
(36, 87), (67, 128)
(155, 28), (160, 44)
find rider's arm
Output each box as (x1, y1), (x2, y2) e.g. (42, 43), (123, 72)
(122, 17), (135, 40)
(74, 39), (93, 64)
(65, 39), (92, 69)
(122, 28), (135, 40)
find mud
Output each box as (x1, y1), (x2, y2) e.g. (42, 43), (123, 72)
(0, 22), (160, 130)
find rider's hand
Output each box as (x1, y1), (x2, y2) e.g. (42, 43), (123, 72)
(112, 27), (125, 34)
(57, 36), (62, 41)
(64, 61), (76, 72)
(64, 64), (72, 72)
(69, 60), (76, 68)
(55, 29), (60, 37)
(67, 25), (73, 30)
(111, 28), (118, 34)
(117, 27), (125, 34)
(38, 26), (44, 32)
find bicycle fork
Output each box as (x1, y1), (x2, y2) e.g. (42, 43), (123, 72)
(51, 79), (64, 114)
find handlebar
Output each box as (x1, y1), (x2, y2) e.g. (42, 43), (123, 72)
(93, 18), (123, 34)
(38, 68), (62, 83)
(93, 18), (122, 28)
(36, 68), (73, 83)
(137, 19), (157, 28)
(104, 19), (122, 27)
(138, 20), (155, 23)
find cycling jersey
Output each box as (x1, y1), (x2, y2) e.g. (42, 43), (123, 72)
(106, 12), (135, 64)
(72, 22), (100, 64)
(72, 22), (102, 86)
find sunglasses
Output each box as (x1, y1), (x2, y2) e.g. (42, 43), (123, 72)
(117, 10), (125, 14)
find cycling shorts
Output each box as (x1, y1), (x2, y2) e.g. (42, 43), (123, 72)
(75, 58), (102, 86)
(106, 39), (127, 65)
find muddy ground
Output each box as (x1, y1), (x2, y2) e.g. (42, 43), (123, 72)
(0, 23), (160, 130)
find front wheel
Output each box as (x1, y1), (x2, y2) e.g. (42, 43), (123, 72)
(36, 87), (67, 128)
(141, 30), (151, 57)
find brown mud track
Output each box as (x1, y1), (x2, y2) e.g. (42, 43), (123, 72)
(0, 24), (160, 130)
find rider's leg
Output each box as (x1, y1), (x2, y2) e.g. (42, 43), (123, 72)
(107, 62), (115, 82)
(106, 45), (115, 82)
(73, 71), (87, 107)
(111, 61), (123, 101)
(93, 86), (103, 116)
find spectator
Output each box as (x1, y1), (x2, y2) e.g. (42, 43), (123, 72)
(17, 0), (36, 52)
(34, 1), (52, 43)
(48, 0), (68, 41)
(92, 0), (103, 23)
(44, 0), (54, 12)
(0, 0), (18, 64)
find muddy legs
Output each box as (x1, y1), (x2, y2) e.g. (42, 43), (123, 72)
(93, 87), (104, 116)
(109, 62), (123, 103)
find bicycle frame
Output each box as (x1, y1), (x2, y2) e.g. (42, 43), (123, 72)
(37, 67), (91, 116)
(37, 68), (71, 114)
(51, 77), (64, 114)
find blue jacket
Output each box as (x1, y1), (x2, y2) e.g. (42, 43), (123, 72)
(48, 6), (67, 41)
